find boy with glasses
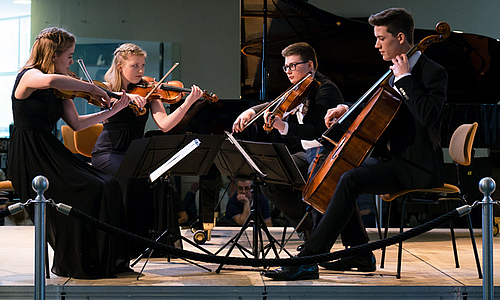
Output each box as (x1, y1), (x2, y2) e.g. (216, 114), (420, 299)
(232, 42), (346, 239)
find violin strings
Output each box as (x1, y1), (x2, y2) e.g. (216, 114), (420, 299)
(145, 62), (179, 100)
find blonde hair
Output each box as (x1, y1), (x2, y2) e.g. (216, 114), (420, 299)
(105, 43), (147, 91)
(22, 27), (76, 74)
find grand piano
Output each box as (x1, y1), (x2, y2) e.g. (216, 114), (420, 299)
(240, 0), (500, 150)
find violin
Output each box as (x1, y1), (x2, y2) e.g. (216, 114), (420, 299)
(129, 76), (218, 104)
(72, 59), (146, 115)
(53, 78), (147, 116)
(53, 80), (118, 109)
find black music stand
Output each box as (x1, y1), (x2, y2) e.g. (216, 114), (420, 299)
(213, 132), (305, 272)
(116, 133), (224, 276)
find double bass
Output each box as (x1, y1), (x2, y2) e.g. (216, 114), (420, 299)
(302, 22), (451, 214)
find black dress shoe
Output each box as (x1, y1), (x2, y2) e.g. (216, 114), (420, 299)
(320, 253), (376, 272)
(263, 264), (319, 281)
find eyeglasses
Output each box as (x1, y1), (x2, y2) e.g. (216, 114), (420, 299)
(282, 61), (309, 72)
(238, 186), (252, 191)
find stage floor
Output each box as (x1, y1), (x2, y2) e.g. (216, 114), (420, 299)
(0, 225), (498, 299)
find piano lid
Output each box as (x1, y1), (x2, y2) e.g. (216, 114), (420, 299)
(241, 0), (500, 104)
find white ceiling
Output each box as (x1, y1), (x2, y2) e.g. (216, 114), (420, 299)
(0, 0), (30, 20)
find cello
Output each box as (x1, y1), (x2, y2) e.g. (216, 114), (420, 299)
(302, 22), (451, 213)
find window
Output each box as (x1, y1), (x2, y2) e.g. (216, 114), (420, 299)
(0, 13), (30, 138)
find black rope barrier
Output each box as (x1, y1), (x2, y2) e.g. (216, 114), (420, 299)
(0, 208), (12, 219)
(58, 202), (469, 267)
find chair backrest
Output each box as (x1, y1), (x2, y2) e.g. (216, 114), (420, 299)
(73, 123), (103, 158)
(448, 122), (478, 166)
(61, 125), (79, 154)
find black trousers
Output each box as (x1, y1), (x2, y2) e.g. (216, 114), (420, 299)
(199, 163), (221, 225)
(303, 158), (405, 255)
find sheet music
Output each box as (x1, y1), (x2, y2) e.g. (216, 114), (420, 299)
(224, 131), (267, 180)
(149, 138), (201, 182)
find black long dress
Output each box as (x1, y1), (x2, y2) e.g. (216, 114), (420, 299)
(7, 69), (130, 279)
(92, 94), (183, 257)
(91, 101), (157, 257)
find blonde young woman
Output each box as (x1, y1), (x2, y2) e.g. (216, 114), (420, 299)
(8, 27), (132, 279)
(91, 43), (202, 175)
(91, 43), (202, 256)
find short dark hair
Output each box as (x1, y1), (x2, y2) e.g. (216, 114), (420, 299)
(281, 42), (318, 70)
(368, 8), (415, 44)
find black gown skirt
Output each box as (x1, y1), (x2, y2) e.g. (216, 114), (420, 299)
(8, 70), (130, 279)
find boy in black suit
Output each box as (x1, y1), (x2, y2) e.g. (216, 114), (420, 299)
(264, 7), (447, 280)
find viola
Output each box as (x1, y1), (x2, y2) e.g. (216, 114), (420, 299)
(53, 79), (119, 109)
(129, 76), (218, 104)
(241, 73), (319, 132)
(263, 73), (318, 132)
(54, 78), (149, 116)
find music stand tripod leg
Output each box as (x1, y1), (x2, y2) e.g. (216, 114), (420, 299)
(215, 209), (255, 273)
(251, 182), (292, 258)
(133, 174), (213, 277)
(215, 180), (291, 273)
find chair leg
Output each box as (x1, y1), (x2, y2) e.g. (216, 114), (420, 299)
(459, 196), (482, 279)
(380, 200), (392, 269)
(445, 201), (460, 268)
(281, 221), (287, 246)
(372, 195), (383, 240)
(396, 198), (406, 279)
(466, 213), (483, 279)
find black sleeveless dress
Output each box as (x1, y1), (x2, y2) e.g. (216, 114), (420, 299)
(7, 69), (130, 279)
(91, 90), (183, 257)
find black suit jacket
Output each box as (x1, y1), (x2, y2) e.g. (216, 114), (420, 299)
(387, 54), (447, 189)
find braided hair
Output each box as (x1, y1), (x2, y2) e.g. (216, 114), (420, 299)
(105, 43), (147, 92)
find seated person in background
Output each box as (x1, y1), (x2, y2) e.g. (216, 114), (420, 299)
(182, 182), (199, 225)
(172, 185), (189, 226)
(225, 180), (273, 227)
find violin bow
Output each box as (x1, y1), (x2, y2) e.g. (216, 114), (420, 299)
(144, 62), (179, 100)
(77, 59), (95, 83)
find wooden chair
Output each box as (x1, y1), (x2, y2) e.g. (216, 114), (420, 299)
(379, 122), (482, 279)
(74, 123), (103, 157)
(61, 125), (79, 154)
(61, 124), (103, 158)
(0, 180), (14, 193)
